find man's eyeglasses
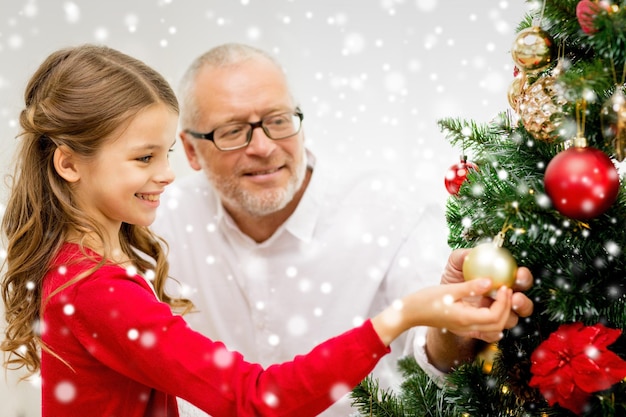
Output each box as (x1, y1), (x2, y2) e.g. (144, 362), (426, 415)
(184, 110), (304, 151)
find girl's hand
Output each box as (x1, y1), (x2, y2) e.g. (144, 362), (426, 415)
(440, 248), (533, 341)
(372, 278), (512, 346)
(421, 249), (534, 372)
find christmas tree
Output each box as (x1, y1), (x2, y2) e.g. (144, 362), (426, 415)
(351, 1), (626, 416)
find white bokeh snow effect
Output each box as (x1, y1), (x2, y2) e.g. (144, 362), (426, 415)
(0, 0), (531, 415)
(54, 380), (76, 404)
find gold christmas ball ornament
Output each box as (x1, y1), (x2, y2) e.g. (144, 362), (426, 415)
(507, 74), (527, 111)
(463, 240), (518, 293)
(511, 26), (555, 73)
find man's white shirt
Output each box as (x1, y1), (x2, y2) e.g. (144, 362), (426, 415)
(152, 152), (450, 416)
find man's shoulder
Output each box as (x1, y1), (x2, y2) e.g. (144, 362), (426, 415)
(317, 166), (422, 212)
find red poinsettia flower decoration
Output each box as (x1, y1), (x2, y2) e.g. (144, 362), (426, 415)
(529, 322), (626, 415)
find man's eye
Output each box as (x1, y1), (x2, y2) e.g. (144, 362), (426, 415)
(226, 127), (243, 136)
(218, 125), (247, 140)
(266, 115), (289, 126)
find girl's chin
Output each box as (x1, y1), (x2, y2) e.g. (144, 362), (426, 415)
(132, 216), (156, 228)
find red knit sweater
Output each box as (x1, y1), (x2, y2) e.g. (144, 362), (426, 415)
(41, 243), (389, 416)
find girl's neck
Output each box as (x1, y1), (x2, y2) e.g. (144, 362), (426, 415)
(65, 232), (128, 265)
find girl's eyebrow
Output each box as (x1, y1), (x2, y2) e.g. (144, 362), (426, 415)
(129, 139), (176, 151)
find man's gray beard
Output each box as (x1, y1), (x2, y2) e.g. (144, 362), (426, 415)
(210, 156), (307, 218)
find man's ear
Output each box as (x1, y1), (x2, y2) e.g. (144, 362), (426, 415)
(53, 145), (81, 183)
(180, 131), (202, 171)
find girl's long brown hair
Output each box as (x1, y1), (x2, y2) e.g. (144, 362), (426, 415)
(1, 44), (192, 377)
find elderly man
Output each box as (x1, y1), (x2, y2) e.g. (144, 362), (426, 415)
(153, 43), (533, 416)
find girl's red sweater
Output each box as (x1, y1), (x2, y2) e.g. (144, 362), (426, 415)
(41, 243), (389, 416)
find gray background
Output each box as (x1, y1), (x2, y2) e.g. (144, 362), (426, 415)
(0, 1), (529, 415)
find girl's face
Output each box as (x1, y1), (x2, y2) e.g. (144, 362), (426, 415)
(71, 103), (178, 238)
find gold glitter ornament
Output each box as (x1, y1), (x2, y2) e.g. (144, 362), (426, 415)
(600, 87), (626, 161)
(517, 73), (566, 141)
(511, 26), (555, 73)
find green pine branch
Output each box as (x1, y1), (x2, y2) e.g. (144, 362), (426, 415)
(396, 357), (457, 417)
(350, 375), (406, 417)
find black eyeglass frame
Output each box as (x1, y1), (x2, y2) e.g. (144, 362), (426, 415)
(184, 110), (304, 151)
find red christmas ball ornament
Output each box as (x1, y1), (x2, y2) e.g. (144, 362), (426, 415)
(544, 145), (620, 220)
(576, 0), (611, 34)
(445, 157), (478, 195)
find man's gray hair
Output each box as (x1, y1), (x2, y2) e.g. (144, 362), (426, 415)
(178, 43), (287, 128)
